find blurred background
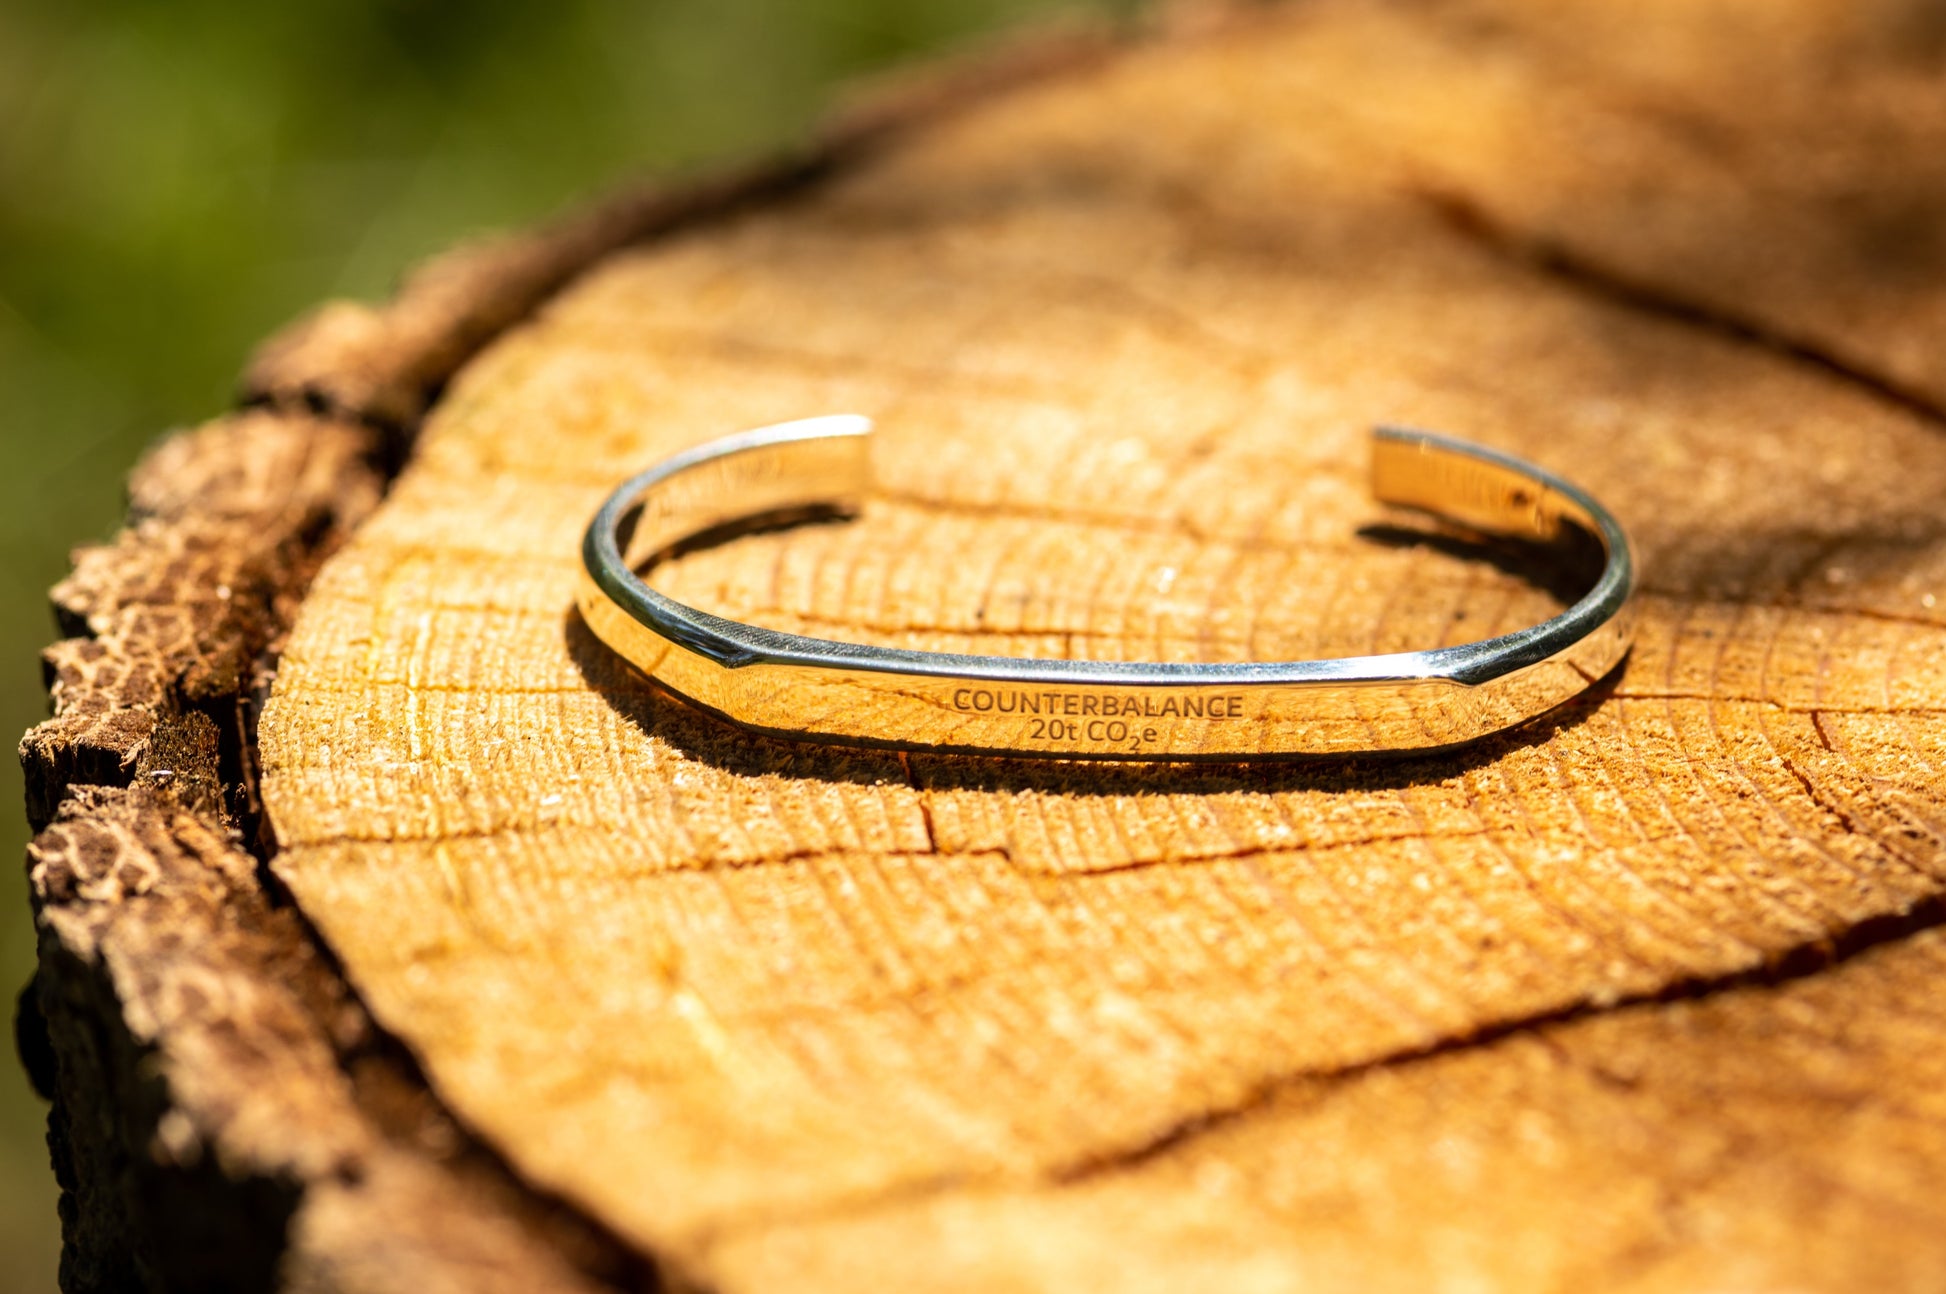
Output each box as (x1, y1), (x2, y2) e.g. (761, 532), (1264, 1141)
(0, 0), (1120, 1285)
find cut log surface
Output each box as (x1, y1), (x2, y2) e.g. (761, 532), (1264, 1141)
(25, 0), (1946, 1290)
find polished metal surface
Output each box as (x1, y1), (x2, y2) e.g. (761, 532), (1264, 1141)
(579, 417), (1635, 759)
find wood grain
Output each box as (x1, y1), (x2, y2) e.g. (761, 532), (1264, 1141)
(254, 0), (1946, 1288)
(22, 411), (648, 1291)
(710, 925), (1946, 1293)
(19, 23), (1115, 1289)
(23, 0), (1946, 1287)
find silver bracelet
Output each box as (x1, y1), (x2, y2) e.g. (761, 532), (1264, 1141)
(578, 417), (1634, 760)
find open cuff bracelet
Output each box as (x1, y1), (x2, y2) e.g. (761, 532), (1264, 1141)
(578, 417), (1635, 760)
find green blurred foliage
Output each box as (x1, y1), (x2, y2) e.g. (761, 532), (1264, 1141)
(0, 1), (1116, 1285)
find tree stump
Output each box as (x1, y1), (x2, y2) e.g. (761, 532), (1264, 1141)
(22, 2), (1946, 1289)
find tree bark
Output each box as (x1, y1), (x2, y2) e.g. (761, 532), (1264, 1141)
(21, 2), (1946, 1290)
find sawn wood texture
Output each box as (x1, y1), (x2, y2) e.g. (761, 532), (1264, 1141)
(26, 2), (1946, 1290)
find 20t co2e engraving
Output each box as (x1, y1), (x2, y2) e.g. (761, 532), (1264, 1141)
(950, 687), (1247, 755)
(578, 416), (1636, 760)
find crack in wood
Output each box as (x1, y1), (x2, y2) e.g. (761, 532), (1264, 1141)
(26, 2), (1946, 1288)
